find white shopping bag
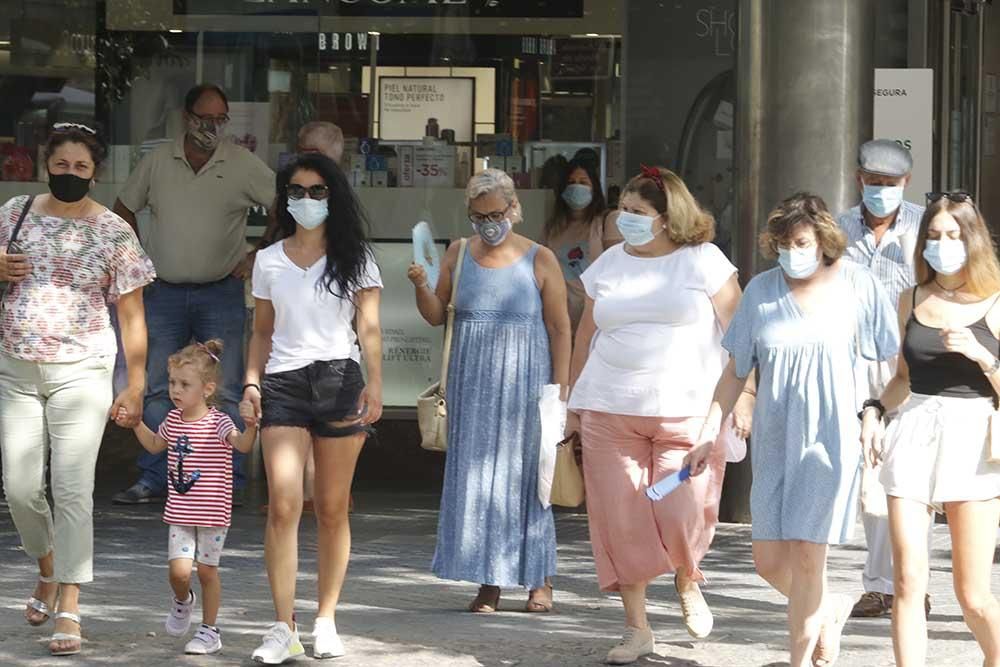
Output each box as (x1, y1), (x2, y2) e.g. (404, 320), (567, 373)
(537, 384), (567, 509)
(412, 221), (441, 290)
(720, 414), (747, 463)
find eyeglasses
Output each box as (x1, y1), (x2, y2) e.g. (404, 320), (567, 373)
(190, 111), (230, 126)
(52, 122), (97, 135)
(468, 206), (510, 224)
(926, 191), (974, 205)
(287, 184), (330, 200)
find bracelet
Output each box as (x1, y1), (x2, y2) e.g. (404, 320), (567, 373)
(857, 398), (886, 421)
(242, 383), (261, 394)
(984, 356), (1000, 377)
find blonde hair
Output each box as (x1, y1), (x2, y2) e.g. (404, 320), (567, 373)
(915, 198), (1000, 298)
(759, 192), (847, 265)
(466, 168), (523, 223)
(621, 167), (715, 245)
(167, 339), (224, 402)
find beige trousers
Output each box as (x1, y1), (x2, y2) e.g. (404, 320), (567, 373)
(0, 353), (113, 584)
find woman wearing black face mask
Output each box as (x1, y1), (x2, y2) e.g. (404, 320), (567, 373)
(0, 124), (155, 657)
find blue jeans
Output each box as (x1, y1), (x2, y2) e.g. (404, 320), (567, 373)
(136, 277), (247, 492)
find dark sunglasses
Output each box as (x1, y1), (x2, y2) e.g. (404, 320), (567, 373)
(926, 191), (974, 205)
(286, 184), (330, 200)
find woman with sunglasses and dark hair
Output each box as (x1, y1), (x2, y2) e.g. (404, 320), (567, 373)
(407, 168), (571, 615)
(0, 123), (155, 657)
(242, 153), (383, 663)
(862, 191), (1000, 666)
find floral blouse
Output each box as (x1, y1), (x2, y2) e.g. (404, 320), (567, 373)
(0, 195), (156, 363)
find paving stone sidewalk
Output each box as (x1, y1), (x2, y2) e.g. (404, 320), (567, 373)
(0, 491), (993, 666)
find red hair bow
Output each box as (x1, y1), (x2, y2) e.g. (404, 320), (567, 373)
(639, 164), (665, 193)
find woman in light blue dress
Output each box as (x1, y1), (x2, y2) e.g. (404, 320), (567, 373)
(407, 169), (572, 614)
(685, 193), (899, 667)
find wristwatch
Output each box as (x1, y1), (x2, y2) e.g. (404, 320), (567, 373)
(984, 356), (1000, 377)
(857, 398), (886, 421)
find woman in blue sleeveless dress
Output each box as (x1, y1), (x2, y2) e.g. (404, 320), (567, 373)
(408, 169), (572, 613)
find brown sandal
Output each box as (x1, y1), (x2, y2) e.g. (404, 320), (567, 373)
(468, 585), (501, 613)
(525, 584), (553, 613)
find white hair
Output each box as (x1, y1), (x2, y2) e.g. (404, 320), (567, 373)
(465, 168), (522, 222)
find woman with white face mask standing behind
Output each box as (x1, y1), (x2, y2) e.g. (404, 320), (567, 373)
(542, 157), (620, 334)
(566, 166), (753, 664)
(687, 192), (899, 667)
(407, 169), (572, 615)
(862, 192), (1000, 667)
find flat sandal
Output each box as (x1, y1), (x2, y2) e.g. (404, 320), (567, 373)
(468, 585), (501, 613)
(525, 583), (553, 613)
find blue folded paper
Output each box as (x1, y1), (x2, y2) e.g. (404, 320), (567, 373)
(412, 221), (441, 290)
(645, 466), (691, 502)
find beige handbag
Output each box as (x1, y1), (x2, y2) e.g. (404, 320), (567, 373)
(988, 412), (1000, 463)
(550, 434), (586, 507)
(417, 238), (468, 452)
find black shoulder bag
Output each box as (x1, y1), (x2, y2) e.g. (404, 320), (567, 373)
(1, 195), (36, 309)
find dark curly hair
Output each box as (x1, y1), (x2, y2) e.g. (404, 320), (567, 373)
(44, 124), (107, 170)
(274, 153), (376, 301)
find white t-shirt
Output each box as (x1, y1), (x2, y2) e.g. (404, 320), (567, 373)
(252, 241), (382, 374)
(568, 242), (737, 418)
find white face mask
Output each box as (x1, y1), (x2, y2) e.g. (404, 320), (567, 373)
(923, 238), (967, 276)
(287, 197), (328, 230)
(778, 246), (821, 279)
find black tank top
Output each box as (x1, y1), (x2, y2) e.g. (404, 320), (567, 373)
(902, 289), (1000, 398)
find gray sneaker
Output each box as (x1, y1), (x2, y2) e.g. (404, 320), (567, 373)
(112, 482), (165, 505)
(185, 624), (222, 655)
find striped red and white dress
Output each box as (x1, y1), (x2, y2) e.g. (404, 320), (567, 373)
(158, 408), (237, 527)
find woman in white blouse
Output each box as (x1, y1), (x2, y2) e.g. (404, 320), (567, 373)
(566, 166), (753, 665)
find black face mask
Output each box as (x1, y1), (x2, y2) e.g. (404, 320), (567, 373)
(48, 172), (91, 203)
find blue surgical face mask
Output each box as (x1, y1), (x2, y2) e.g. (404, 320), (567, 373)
(616, 211), (662, 247)
(287, 197), (328, 230)
(472, 218), (512, 246)
(778, 246), (821, 279)
(923, 238), (967, 276)
(561, 184), (593, 211)
(863, 184), (905, 218)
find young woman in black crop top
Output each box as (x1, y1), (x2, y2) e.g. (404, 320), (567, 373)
(860, 193), (1000, 667)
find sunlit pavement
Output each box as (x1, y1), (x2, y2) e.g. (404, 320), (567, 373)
(0, 491), (993, 666)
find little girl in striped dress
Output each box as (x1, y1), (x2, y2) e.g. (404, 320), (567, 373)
(121, 340), (257, 656)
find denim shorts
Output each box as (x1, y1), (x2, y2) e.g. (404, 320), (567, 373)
(261, 358), (370, 438)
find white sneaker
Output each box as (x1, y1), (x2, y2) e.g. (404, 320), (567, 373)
(251, 622), (305, 664)
(312, 617), (345, 659)
(185, 624), (222, 655)
(606, 625), (655, 665)
(165, 591), (195, 637)
(675, 575), (714, 639)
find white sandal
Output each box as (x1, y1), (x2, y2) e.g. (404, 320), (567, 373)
(25, 575), (57, 626)
(49, 611), (82, 656)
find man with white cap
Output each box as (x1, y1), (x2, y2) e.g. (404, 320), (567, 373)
(837, 138), (930, 620)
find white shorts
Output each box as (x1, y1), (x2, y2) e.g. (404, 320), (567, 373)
(880, 393), (1000, 512)
(167, 525), (229, 566)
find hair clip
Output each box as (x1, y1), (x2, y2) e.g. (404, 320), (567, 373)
(52, 122), (97, 135)
(196, 342), (220, 363)
(639, 164), (666, 193)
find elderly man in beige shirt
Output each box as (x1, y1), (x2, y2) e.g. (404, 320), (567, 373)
(111, 83), (276, 505)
